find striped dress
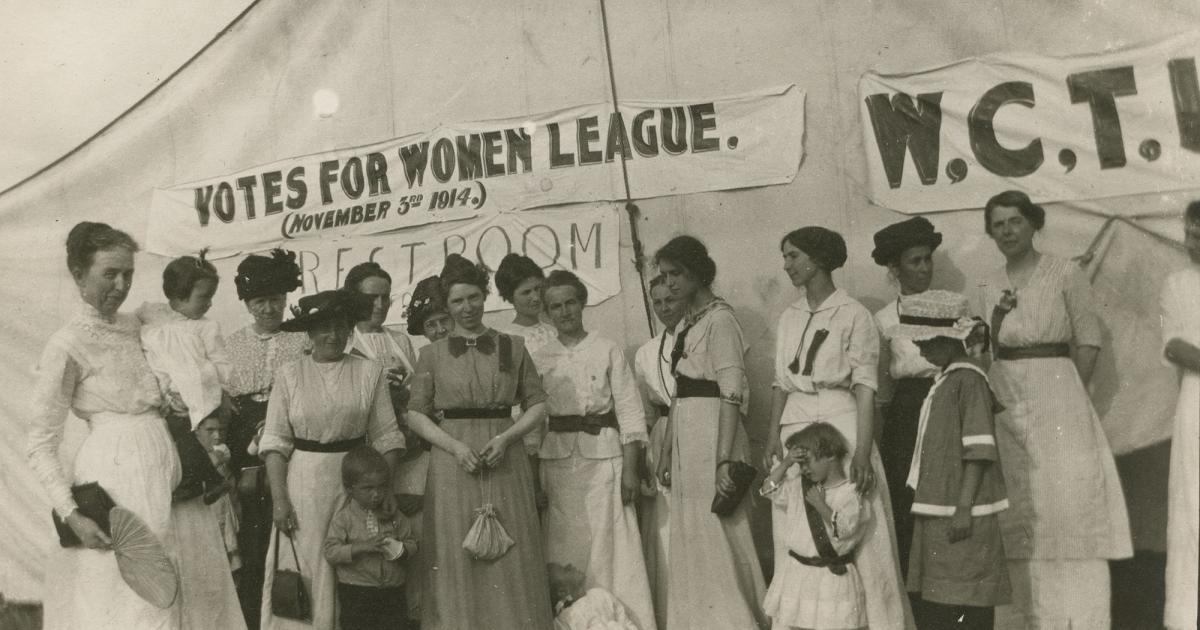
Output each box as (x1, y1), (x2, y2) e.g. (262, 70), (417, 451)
(984, 255), (1131, 630)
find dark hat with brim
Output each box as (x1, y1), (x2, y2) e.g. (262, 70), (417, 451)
(280, 290), (372, 332)
(405, 276), (448, 336)
(871, 217), (943, 266)
(235, 249), (302, 300)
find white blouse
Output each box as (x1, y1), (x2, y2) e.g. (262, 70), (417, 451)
(1160, 267), (1200, 360)
(28, 304), (164, 516)
(634, 328), (676, 410)
(774, 289), (880, 395)
(533, 334), (649, 460)
(258, 354), (405, 459)
(346, 326), (416, 374)
(874, 298), (938, 381)
(984, 255), (1102, 348)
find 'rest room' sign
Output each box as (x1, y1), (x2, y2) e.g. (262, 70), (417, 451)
(859, 31), (1200, 213)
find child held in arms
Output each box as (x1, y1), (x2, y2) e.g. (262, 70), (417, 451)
(548, 562), (639, 630)
(889, 290), (1010, 630)
(323, 445), (417, 630)
(136, 250), (232, 503)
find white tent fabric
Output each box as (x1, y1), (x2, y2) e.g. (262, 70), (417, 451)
(1, 0), (1196, 602)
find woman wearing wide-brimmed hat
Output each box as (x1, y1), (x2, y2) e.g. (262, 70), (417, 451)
(257, 290), (406, 630)
(404, 254), (554, 630)
(869, 216), (944, 578)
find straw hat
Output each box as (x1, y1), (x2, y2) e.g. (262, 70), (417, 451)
(887, 290), (977, 341)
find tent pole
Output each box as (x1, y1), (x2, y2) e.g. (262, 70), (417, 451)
(598, 0), (656, 337)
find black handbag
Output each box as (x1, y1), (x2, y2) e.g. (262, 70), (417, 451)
(52, 482), (116, 547)
(271, 530), (312, 622)
(710, 460), (758, 517)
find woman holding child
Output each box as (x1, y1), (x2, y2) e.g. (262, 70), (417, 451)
(258, 289), (406, 630)
(404, 254), (554, 630)
(763, 227), (910, 629)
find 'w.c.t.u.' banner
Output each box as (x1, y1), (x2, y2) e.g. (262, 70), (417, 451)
(146, 85), (803, 257)
(859, 31), (1200, 213)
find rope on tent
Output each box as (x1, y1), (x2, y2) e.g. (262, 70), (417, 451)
(597, 0), (656, 337)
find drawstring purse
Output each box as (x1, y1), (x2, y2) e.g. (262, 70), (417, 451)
(462, 468), (514, 560)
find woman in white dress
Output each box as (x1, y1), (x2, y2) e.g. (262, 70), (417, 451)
(27, 222), (181, 630)
(981, 191), (1131, 629)
(534, 270), (656, 630)
(1160, 201), (1200, 630)
(632, 276), (684, 630)
(259, 290), (406, 630)
(652, 236), (767, 630)
(763, 226), (911, 630)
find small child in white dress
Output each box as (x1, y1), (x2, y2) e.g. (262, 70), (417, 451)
(761, 422), (869, 630)
(139, 252), (247, 630)
(549, 562), (639, 630)
(136, 251), (231, 502)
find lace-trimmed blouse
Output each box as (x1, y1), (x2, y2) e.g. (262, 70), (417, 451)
(27, 305), (164, 516)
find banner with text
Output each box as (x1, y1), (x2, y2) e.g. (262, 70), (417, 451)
(281, 204), (619, 318)
(148, 85), (803, 257)
(859, 31), (1200, 213)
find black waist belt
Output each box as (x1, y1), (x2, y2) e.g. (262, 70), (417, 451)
(789, 549), (855, 574)
(996, 343), (1070, 361)
(675, 375), (721, 399)
(548, 411), (618, 435)
(293, 436), (365, 453)
(440, 407), (512, 420)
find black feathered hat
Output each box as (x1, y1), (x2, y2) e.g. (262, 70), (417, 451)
(234, 249), (302, 300)
(279, 290), (372, 332)
(404, 276), (448, 336)
(871, 217), (943, 267)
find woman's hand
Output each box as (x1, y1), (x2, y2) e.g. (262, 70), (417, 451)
(655, 450), (672, 488)
(715, 461), (736, 497)
(66, 511), (111, 550)
(273, 497), (298, 534)
(385, 366), (409, 388)
(620, 460), (639, 505)
(849, 449), (875, 496)
(479, 434), (511, 469)
(451, 441), (482, 473)
(762, 434), (783, 472)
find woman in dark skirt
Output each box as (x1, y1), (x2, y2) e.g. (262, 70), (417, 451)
(222, 249), (307, 629)
(869, 216), (943, 578)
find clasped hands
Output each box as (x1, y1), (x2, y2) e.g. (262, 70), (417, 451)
(452, 434), (510, 474)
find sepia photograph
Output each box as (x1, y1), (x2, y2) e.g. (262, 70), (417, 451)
(0, 2), (1196, 629)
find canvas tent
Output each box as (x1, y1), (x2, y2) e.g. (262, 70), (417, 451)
(1, 0), (1195, 614)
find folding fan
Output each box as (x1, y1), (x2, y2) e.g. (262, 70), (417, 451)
(108, 506), (180, 609)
